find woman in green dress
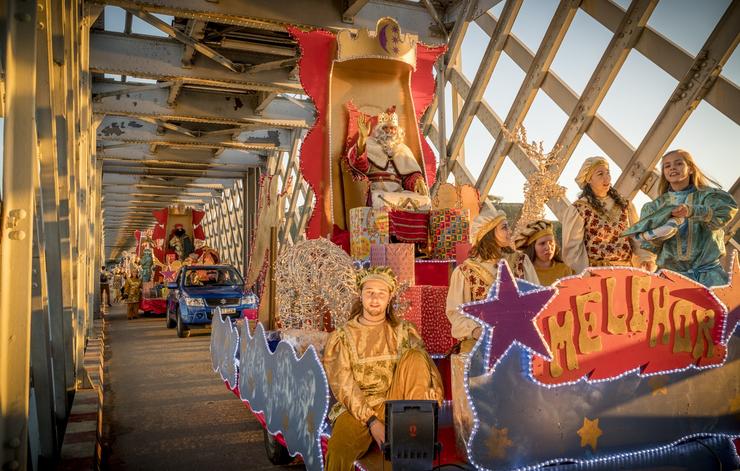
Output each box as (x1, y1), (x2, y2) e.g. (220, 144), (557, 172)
(625, 149), (737, 287)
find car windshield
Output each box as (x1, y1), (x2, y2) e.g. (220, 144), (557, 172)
(183, 267), (243, 287)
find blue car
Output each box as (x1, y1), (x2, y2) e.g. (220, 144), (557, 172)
(165, 264), (258, 338)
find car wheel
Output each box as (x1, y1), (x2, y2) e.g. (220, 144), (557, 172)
(263, 428), (292, 465)
(176, 311), (189, 338)
(166, 305), (176, 329)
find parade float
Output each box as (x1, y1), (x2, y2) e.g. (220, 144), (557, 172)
(210, 18), (739, 471)
(137, 206), (221, 315)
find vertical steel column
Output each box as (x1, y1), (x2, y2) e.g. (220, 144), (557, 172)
(0, 1), (39, 469)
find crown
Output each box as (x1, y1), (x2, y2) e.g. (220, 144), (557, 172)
(377, 106), (399, 127)
(336, 17), (417, 69)
(356, 266), (399, 294)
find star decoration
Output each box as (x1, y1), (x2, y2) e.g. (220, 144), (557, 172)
(485, 426), (512, 459)
(161, 269), (177, 282)
(462, 260), (555, 369)
(577, 417), (603, 451)
(647, 376), (668, 396)
(712, 251), (739, 344)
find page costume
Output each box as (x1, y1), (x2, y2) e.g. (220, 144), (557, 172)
(625, 186), (737, 287)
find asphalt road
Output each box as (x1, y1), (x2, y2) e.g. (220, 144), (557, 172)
(103, 303), (298, 470)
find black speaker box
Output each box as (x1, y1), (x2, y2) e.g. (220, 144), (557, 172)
(383, 400), (439, 471)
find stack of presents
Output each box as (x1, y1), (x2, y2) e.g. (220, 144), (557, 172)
(346, 183), (480, 356)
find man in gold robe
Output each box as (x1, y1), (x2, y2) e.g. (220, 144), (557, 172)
(323, 267), (444, 470)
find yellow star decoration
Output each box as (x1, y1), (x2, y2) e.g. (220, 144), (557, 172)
(729, 393), (740, 417)
(577, 417), (603, 451)
(486, 426), (513, 459)
(648, 376), (668, 396)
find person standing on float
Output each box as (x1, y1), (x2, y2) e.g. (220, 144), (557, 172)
(514, 219), (574, 286)
(625, 149), (737, 287)
(323, 267), (444, 471)
(446, 207), (539, 352)
(561, 156), (654, 274)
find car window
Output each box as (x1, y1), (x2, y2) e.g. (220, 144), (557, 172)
(183, 268), (243, 287)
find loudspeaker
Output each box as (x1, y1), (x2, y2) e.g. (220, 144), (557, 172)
(383, 400), (439, 471)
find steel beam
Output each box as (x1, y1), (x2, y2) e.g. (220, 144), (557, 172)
(127, 8), (245, 73)
(583, 0), (740, 125)
(615, 0), (740, 198)
(442, 0), (523, 182)
(90, 32), (301, 93)
(88, 0), (443, 43)
(0, 1), (39, 468)
(91, 84), (314, 128)
(473, 0), (579, 197)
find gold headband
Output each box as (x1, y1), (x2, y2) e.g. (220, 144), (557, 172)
(524, 227), (554, 247)
(356, 266), (398, 294)
(576, 157), (609, 190)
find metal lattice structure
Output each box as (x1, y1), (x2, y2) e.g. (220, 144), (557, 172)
(0, 1), (737, 469)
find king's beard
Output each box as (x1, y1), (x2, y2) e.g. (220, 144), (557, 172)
(373, 126), (405, 156)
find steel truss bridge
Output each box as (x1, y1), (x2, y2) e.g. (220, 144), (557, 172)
(0, 0), (737, 469)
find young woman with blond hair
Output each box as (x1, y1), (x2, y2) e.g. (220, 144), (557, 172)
(624, 149), (737, 287)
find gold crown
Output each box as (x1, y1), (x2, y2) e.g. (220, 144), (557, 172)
(377, 107), (399, 127)
(336, 17), (417, 69)
(356, 266), (399, 294)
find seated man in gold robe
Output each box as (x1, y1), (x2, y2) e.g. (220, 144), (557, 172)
(346, 107), (431, 210)
(323, 267), (444, 471)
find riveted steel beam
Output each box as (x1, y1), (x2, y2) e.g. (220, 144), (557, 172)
(615, 1), (740, 199)
(90, 32), (302, 93)
(443, 0), (523, 181)
(583, 0), (740, 125)
(473, 0), (580, 197)
(91, 84), (314, 128)
(0, 1), (39, 468)
(126, 8), (245, 73)
(88, 0), (443, 43)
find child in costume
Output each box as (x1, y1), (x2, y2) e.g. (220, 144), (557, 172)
(514, 220), (574, 286)
(562, 156), (654, 273)
(446, 207), (539, 348)
(624, 149), (737, 287)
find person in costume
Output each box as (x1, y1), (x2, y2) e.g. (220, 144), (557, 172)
(514, 220), (574, 286)
(562, 156), (654, 273)
(123, 270), (142, 320)
(323, 267), (444, 471)
(446, 207), (539, 347)
(346, 106), (430, 210)
(624, 149), (737, 287)
(168, 223), (194, 261)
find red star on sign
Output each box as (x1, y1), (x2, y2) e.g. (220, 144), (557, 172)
(462, 260), (555, 370)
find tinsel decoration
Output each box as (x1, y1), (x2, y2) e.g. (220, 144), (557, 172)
(504, 126), (567, 236)
(275, 238), (358, 331)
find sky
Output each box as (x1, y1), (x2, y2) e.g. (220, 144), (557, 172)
(1, 1), (737, 216)
(446, 0), (739, 215)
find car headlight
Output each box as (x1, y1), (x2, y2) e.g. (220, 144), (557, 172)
(241, 294), (257, 305)
(184, 297), (205, 307)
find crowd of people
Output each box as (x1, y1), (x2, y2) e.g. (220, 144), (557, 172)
(322, 148), (737, 470)
(99, 265), (144, 320)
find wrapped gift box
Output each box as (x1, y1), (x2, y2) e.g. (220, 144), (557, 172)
(349, 207), (389, 261)
(397, 285), (422, 330)
(430, 208), (470, 259)
(415, 260), (453, 286)
(388, 210), (430, 244)
(370, 243), (415, 286)
(420, 285), (455, 355)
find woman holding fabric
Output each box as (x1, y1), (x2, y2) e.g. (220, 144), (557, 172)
(561, 156), (654, 274)
(446, 207), (539, 348)
(514, 220), (574, 286)
(624, 149), (737, 287)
